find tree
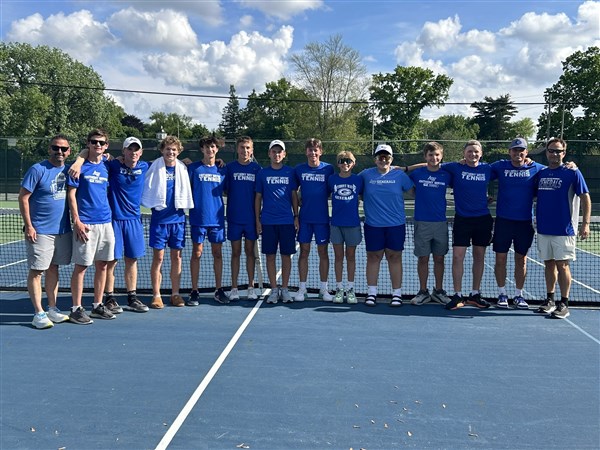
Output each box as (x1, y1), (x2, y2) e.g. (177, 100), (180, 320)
(536, 46), (600, 150)
(363, 66), (453, 151)
(290, 34), (368, 140)
(422, 115), (480, 160)
(470, 94), (517, 141)
(0, 42), (125, 158)
(147, 112), (195, 140)
(219, 85), (243, 139)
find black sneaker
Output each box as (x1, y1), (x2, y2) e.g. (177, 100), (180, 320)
(214, 288), (230, 304)
(91, 303), (116, 320)
(550, 301), (570, 319)
(445, 294), (465, 310)
(125, 295), (149, 313)
(535, 298), (556, 314)
(69, 306), (93, 325)
(104, 296), (123, 314)
(187, 291), (200, 307)
(466, 293), (490, 309)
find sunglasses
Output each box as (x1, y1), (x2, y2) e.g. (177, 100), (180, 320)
(50, 145), (70, 152)
(89, 139), (107, 146)
(547, 149), (565, 154)
(377, 155), (392, 161)
(337, 158), (354, 165)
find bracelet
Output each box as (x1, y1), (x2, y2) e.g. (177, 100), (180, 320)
(404, 166), (408, 172)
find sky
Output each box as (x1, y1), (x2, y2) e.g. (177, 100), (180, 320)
(1, 0), (599, 132)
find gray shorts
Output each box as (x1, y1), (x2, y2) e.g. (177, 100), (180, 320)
(537, 234), (576, 261)
(72, 222), (115, 266)
(330, 225), (362, 246)
(413, 221), (449, 257)
(26, 232), (73, 271)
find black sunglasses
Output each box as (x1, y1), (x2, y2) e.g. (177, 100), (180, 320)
(50, 145), (70, 152)
(547, 149), (565, 154)
(89, 139), (107, 146)
(337, 158), (354, 165)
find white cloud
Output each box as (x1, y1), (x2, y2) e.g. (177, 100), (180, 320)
(113, 0), (225, 27)
(6, 10), (116, 63)
(239, 14), (254, 28)
(417, 15), (496, 54)
(237, 0), (324, 20)
(109, 8), (198, 51)
(142, 26), (294, 93)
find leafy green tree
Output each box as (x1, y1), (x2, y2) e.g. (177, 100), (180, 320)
(422, 114), (480, 160)
(506, 118), (535, 141)
(0, 42), (125, 158)
(470, 94), (517, 141)
(362, 66), (452, 152)
(219, 85), (243, 139)
(147, 112), (195, 140)
(537, 46), (600, 150)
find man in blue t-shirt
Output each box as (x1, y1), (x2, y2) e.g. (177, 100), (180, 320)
(225, 136), (262, 301)
(408, 142), (452, 307)
(67, 129), (116, 324)
(255, 140), (299, 304)
(442, 140), (493, 310)
(490, 138), (546, 310)
(19, 134), (72, 329)
(534, 138), (591, 319)
(188, 136), (229, 305)
(294, 138), (335, 301)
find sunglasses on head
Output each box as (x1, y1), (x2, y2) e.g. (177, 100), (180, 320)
(337, 158), (354, 165)
(89, 139), (107, 146)
(50, 145), (69, 152)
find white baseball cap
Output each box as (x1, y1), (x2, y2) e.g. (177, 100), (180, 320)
(123, 137), (142, 149)
(269, 139), (286, 151)
(374, 144), (392, 156)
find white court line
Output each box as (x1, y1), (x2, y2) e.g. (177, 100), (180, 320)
(564, 318), (600, 345)
(0, 259), (27, 269)
(0, 239), (24, 247)
(155, 244), (299, 450)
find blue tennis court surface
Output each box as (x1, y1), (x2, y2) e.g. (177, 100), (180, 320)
(1, 291), (599, 449)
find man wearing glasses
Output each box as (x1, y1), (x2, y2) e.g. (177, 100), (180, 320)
(19, 135), (73, 329)
(534, 138), (591, 319)
(67, 129), (116, 324)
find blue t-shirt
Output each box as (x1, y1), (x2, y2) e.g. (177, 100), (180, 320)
(256, 165), (298, 225)
(295, 162), (334, 224)
(21, 160), (71, 234)
(442, 162), (491, 217)
(188, 162), (226, 227)
(535, 166), (589, 236)
(328, 173), (363, 227)
(490, 160), (546, 221)
(226, 160), (261, 225)
(150, 166), (186, 225)
(67, 160), (111, 225)
(359, 167), (414, 227)
(409, 167), (451, 222)
(107, 159), (148, 220)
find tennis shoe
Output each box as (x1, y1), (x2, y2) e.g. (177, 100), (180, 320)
(410, 289), (430, 305)
(214, 288), (230, 304)
(280, 288), (293, 303)
(512, 296), (529, 310)
(466, 293), (490, 309)
(266, 288), (279, 304)
(91, 303), (116, 320)
(319, 289), (333, 302)
(126, 296), (149, 312)
(186, 291), (200, 307)
(431, 289), (451, 305)
(247, 287), (258, 300)
(550, 301), (570, 319)
(333, 288), (344, 304)
(295, 288), (307, 302)
(229, 288), (240, 301)
(496, 294), (509, 309)
(534, 298), (556, 314)
(346, 288), (357, 304)
(104, 296), (123, 314)
(47, 306), (69, 323)
(32, 312), (53, 329)
(69, 306), (93, 325)
(445, 294), (465, 310)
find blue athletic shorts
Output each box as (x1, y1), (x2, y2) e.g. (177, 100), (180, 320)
(191, 225), (225, 244)
(261, 224), (297, 255)
(297, 222), (330, 245)
(227, 222), (258, 241)
(149, 222), (185, 250)
(452, 214), (493, 247)
(113, 218), (145, 259)
(364, 223), (406, 252)
(492, 217), (535, 255)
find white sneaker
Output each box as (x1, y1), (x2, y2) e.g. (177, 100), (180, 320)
(47, 306), (69, 323)
(32, 312), (53, 329)
(319, 290), (333, 302)
(346, 288), (358, 304)
(333, 288), (344, 304)
(229, 288), (240, 301)
(280, 288), (293, 303)
(247, 287), (258, 300)
(295, 289), (307, 302)
(266, 288), (280, 304)
(410, 289), (431, 306)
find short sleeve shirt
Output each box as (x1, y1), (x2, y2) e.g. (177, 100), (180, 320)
(359, 167), (414, 227)
(225, 160), (261, 225)
(295, 162), (334, 224)
(409, 167), (451, 222)
(328, 173), (363, 227)
(256, 165), (298, 225)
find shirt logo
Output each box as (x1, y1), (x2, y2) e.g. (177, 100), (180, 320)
(266, 176), (289, 185)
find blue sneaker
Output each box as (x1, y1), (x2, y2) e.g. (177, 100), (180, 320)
(512, 296), (529, 309)
(496, 294), (509, 309)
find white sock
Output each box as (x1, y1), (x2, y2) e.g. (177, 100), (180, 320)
(392, 288), (402, 297)
(299, 282), (306, 291)
(515, 289), (523, 297)
(348, 281), (354, 289)
(499, 286), (507, 295)
(320, 281), (328, 292)
(368, 286), (377, 296)
(336, 282), (343, 289)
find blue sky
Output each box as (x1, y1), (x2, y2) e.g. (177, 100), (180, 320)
(1, 1), (599, 130)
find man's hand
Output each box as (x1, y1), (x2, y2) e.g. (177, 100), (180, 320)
(73, 220), (90, 242)
(24, 224), (37, 243)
